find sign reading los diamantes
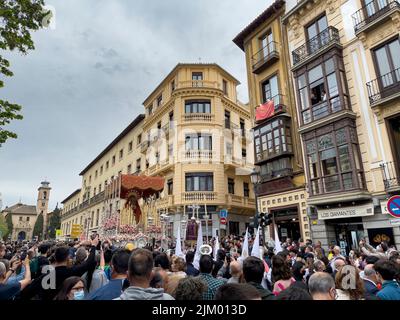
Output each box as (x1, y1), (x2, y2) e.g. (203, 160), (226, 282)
(318, 203), (374, 220)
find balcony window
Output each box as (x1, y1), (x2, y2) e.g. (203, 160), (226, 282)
(260, 157), (292, 181)
(185, 100), (211, 114)
(169, 111), (174, 126)
(167, 179), (173, 195)
(127, 164), (132, 174)
(136, 158), (141, 172)
(305, 124), (365, 196)
(228, 178), (235, 194)
(225, 110), (231, 128)
(185, 134), (212, 151)
(192, 72), (203, 80)
(243, 182), (250, 197)
(171, 79), (175, 93)
(223, 79), (228, 95)
(240, 119), (245, 137)
(185, 173), (213, 191)
(254, 118), (292, 162)
(262, 75), (279, 103)
(156, 94), (163, 107)
(242, 148), (247, 160)
(296, 55), (348, 124)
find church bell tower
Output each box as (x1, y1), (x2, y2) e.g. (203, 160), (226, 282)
(37, 181), (51, 239)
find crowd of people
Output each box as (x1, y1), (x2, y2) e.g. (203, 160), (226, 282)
(1, 233), (400, 301)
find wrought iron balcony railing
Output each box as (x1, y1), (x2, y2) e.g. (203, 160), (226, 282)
(292, 26), (340, 67)
(352, 0), (400, 34)
(252, 41), (280, 73)
(366, 67), (400, 106)
(380, 161), (400, 191)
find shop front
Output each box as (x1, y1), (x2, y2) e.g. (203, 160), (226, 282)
(270, 206), (302, 242)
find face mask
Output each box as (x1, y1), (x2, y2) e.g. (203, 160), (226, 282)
(73, 290), (85, 300)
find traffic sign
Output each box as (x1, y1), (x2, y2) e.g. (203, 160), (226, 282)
(220, 209), (228, 218)
(387, 195), (400, 219)
(220, 217), (227, 225)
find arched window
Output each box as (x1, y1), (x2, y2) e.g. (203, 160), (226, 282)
(43, 191), (47, 199)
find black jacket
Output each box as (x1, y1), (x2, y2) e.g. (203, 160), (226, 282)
(248, 281), (275, 300)
(19, 246), (97, 300)
(185, 263), (199, 277)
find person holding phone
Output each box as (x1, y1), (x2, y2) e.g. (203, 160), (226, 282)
(0, 256), (31, 300)
(20, 235), (99, 300)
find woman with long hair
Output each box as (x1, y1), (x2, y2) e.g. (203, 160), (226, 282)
(54, 276), (85, 300)
(272, 255), (295, 296)
(335, 265), (365, 300)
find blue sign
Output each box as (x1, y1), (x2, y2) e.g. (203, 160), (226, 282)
(388, 196), (400, 219)
(220, 209), (228, 218)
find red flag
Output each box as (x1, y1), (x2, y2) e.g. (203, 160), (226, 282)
(256, 100), (275, 121)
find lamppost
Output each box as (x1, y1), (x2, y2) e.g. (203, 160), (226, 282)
(250, 168), (263, 245)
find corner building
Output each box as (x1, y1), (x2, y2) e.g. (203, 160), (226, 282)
(233, 0), (309, 242)
(282, 0), (400, 253)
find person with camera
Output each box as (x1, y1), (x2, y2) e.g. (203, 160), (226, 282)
(0, 255), (31, 300)
(19, 235), (99, 300)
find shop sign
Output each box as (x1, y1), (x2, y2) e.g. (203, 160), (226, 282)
(318, 203), (374, 220)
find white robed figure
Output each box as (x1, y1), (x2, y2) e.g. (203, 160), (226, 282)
(175, 223), (185, 259)
(213, 235), (220, 260)
(251, 226), (261, 259)
(274, 224), (283, 253)
(193, 221), (203, 269)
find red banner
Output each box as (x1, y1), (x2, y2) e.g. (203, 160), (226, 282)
(255, 100), (275, 122)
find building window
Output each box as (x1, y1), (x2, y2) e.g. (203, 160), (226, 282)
(89, 175), (92, 183)
(372, 38), (400, 88)
(128, 141), (133, 152)
(100, 166), (103, 175)
(259, 157), (292, 181)
(146, 159), (149, 169)
(137, 134), (142, 146)
(19, 216), (22, 221)
(157, 94), (163, 107)
(262, 75), (279, 103)
(119, 149), (123, 160)
(260, 31), (273, 59)
(99, 184), (102, 192)
(43, 191), (47, 199)
(106, 161), (109, 170)
(148, 105), (153, 115)
(242, 148), (247, 160)
(192, 72), (203, 80)
(96, 209), (100, 226)
(240, 118), (245, 137)
(91, 212), (94, 228)
(155, 152), (160, 164)
(226, 142), (233, 156)
(254, 118), (292, 162)
(228, 178), (235, 194)
(169, 111), (174, 127)
(127, 164), (132, 174)
(185, 134), (212, 151)
(171, 80), (175, 93)
(168, 144), (173, 157)
(185, 173), (214, 191)
(305, 123), (365, 196)
(296, 54), (348, 124)
(136, 158), (141, 172)
(243, 182), (250, 197)
(223, 79), (228, 95)
(225, 110), (231, 128)
(94, 187), (96, 195)
(112, 156), (116, 165)
(167, 179), (173, 195)
(306, 14), (328, 52)
(95, 170), (98, 179)
(185, 100), (211, 114)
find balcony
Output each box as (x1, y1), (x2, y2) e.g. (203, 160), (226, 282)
(255, 94), (288, 124)
(176, 80), (221, 90)
(367, 67), (400, 107)
(145, 158), (174, 175)
(182, 150), (213, 162)
(255, 145), (294, 164)
(292, 26), (341, 69)
(260, 168), (294, 182)
(140, 140), (150, 153)
(182, 191), (217, 203)
(182, 113), (214, 122)
(224, 156), (250, 169)
(225, 194), (256, 209)
(352, 0), (400, 35)
(157, 195), (175, 208)
(380, 161), (400, 192)
(252, 41), (280, 74)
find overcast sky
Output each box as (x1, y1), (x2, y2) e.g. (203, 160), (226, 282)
(0, 0), (272, 210)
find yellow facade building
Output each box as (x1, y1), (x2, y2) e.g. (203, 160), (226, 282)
(280, 0), (400, 251)
(234, 0), (309, 242)
(61, 63), (255, 240)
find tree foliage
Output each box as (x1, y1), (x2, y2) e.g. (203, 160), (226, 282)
(0, 214), (8, 240)
(48, 205), (61, 239)
(33, 212), (43, 239)
(5, 211), (13, 239)
(0, 0), (49, 146)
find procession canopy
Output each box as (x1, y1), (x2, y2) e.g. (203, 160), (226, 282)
(114, 174), (165, 224)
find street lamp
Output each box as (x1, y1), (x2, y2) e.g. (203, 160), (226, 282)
(250, 168), (263, 244)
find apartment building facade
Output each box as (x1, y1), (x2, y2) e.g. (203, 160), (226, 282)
(233, 0), (308, 242)
(281, 0), (400, 253)
(60, 115), (145, 239)
(61, 64), (255, 240)
(141, 63), (255, 238)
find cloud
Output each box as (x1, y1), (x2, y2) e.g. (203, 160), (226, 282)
(0, 0), (272, 210)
